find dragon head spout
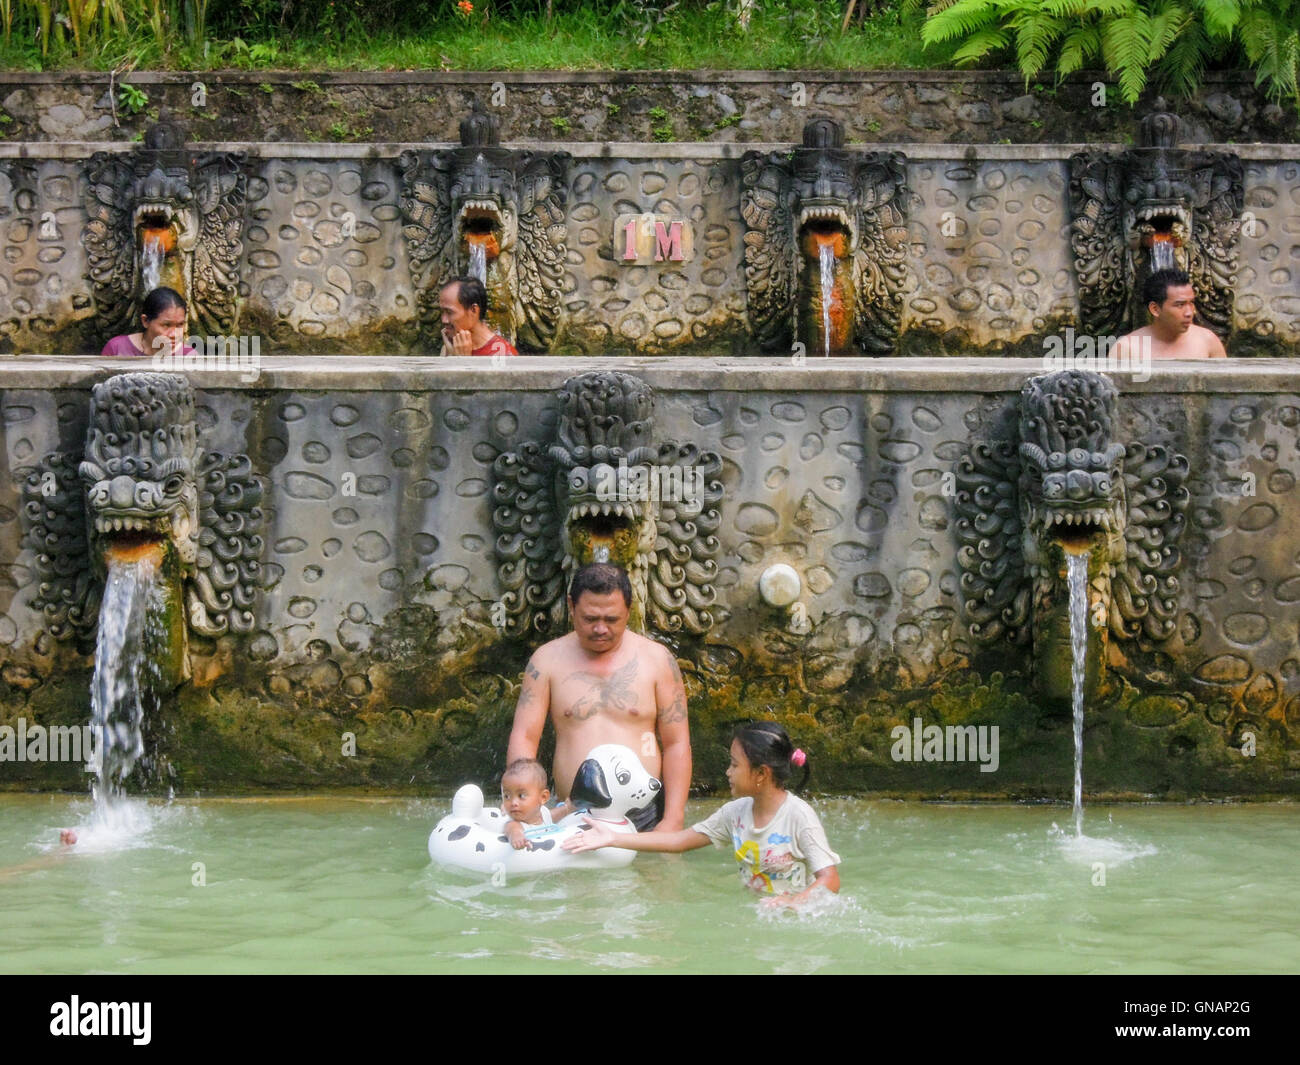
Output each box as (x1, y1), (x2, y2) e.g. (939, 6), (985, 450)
(79, 373), (201, 575)
(742, 118), (909, 356)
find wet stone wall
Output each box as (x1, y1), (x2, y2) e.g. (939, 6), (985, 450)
(1, 358), (1298, 798)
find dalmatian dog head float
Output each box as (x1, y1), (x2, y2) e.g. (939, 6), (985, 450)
(568, 743), (662, 823)
(429, 744), (660, 874)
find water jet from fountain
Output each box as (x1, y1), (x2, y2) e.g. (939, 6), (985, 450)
(1066, 549), (1088, 837)
(140, 231), (167, 295)
(818, 242), (834, 358)
(89, 543), (168, 817)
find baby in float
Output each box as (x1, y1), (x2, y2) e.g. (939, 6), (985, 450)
(427, 744), (662, 874)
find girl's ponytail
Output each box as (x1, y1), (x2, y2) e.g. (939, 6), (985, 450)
(734, 721), (810, 792)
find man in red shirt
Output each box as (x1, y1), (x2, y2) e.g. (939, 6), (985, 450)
(438, 276), (519, 356)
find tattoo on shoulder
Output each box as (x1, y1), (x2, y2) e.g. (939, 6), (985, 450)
(659, 688), (687, 724)
(525, 658), (541, 680)
(668, 655), (684, 684)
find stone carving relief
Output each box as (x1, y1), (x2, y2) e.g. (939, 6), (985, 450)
(493, 371), (722, 636)
(1069, 109), (1244, 337)
(741, 117), (910, 355)
(82, 119), (248, 337)
(22, 373), (264, 647)
(399, 104), (570, 351)
(955, 371), (1189, 694)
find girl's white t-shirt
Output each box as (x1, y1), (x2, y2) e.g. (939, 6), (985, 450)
(692, 794), (841, 895)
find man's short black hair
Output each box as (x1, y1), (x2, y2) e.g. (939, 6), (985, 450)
(568, 563), (632, 607)
(1143, 268), (1192, 309)
(442, 275), (489, 318)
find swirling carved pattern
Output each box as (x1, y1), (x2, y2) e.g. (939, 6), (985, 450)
(398, 149), (456, 345)
(1114, 441), (1189, 642)
(852, 152), (910, 355)
(83, 152), (139, 339)
(21, 451), (98, 647)
(1068, 151), (1128, 338)
(1185, 152), (1245, 338)
(740, 152), (797, 351)
(191, 451), (265, 637)
(512, 152), (570, 352)
(191, 152), (249, 335)
(953, 439), (1027, 645)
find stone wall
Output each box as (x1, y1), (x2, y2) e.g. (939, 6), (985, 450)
(2, 143), (1299, 356)
(1, 71), (1295, 145)
(1, 358), (1297, 797)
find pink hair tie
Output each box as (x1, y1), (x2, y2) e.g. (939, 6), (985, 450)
(790, 748), (806, 767)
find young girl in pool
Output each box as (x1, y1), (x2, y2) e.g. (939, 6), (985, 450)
(563, 721), (840, 906)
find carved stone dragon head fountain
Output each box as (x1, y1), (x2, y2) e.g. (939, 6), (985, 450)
(1069, 109), (1244, 338)
(83, 119), (248, 337)
(741, 117), (910, 356)
(492, 371), (722, 636)
(955, 370), (1189, 701)
(399, 103), (571, 352)
(23, 373), (264, 677)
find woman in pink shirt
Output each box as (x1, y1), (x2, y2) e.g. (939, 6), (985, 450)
(100, 287), (190, 359)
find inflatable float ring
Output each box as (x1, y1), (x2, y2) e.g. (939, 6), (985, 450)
(427, 744), (662, 875)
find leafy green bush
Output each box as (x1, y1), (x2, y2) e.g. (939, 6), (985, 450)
(910, 0), (1299, 104)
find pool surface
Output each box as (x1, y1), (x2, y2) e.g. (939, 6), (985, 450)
(1, 795), (1296, 974)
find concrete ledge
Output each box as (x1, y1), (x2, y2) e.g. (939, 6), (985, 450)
(3, 355), (1298, 393)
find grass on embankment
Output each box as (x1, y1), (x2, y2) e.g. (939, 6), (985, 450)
(0, 6), (941, 73)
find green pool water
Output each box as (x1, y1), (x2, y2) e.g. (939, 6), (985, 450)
(1, 794), (1296, 974)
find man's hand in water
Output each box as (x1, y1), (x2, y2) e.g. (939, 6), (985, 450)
(504, 820), (531, 851)
(561, 817), (615, 853)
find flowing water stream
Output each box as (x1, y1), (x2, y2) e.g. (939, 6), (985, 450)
(1067, 551), (1088, 837)
(818, 242), (834, 358)
(89, 554), (166, 818)
(141, 235), (165, 295)
(1149, 237), (1177, 272)
(468, 241), (488, 285)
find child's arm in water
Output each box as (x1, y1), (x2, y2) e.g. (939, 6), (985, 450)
(561, 819), (712, 854)
(763, 863), (840, 909)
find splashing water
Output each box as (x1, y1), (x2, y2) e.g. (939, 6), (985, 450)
(89, 555), (166, 813)
(468, 241), (488, 285)
(818, 242), (835, 358)
(141, 234), (165, 294)
(1067, 551), (1088, 837)
(1149, 238), (1176, 272)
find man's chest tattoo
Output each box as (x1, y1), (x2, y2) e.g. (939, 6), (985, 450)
(563, 660), (640, 720)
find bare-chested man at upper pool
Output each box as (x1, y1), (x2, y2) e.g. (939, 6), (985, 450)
(506, 562), (691, 831)
(1112, 268), (1228, 360)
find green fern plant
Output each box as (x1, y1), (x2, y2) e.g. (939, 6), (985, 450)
(909, 0), (1299, 105)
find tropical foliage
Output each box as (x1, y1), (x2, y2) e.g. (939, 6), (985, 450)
(910, 0), (1299, 103)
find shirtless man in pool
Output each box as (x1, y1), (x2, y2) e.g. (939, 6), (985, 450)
(506, 563), (691, 831)
(1111, 268), (1228, 361)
